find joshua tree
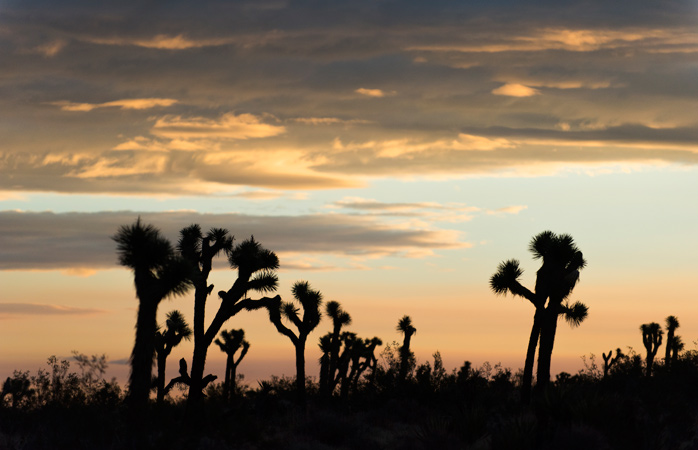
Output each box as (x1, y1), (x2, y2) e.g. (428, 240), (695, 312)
(323, 301), (352, 397)
(154, 310), (192, 403)
(214, 329), (250, 401)
(177, 228), (280, 413)
(671, 335), (684, 363)
(640, 322), (663, 377)
(266, 281), (323, 404)
(397, 315), (417, 383)
(664, 315), (680, 368)
(113, 219), (192, 407)
(602, 348), (624, 378)
(490, 231), (588, 401)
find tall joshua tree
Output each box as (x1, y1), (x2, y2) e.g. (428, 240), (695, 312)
(664, 315), (680, 368)
(214, 329), (250, 401)
(154, 310), (192, 403)
(323, 301), (352, 397)
(490, 231), (588, 401)
(183, 233), (280, 412)
(397, 315), (417, 383)
(641, 322), (663, 377)
(113, 219), (192, 407)
(177, 225), (233, 405)
(266, 281), (322, 404)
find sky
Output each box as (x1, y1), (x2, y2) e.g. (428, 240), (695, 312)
(1, 0), (698, 387)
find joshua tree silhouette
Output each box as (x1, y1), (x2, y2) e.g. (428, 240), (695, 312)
(397, 315), (417, 384)
(321, 301), (352, 397)
(640, 322), (663, 377)
(113, 218), (192, 408)
(664, 315), (680, 368)
(490, 231), (587, 401)
(214, 329), (249, 401)
(671, 335), (684, 363)
(177, 227), (280, 414)
(265, 281), (323, 404)
(602, 348), (624, 378)
(154, 310), (192, 403)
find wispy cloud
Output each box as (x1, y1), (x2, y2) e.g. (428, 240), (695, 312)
(51, 98), (178, 112)
(151, 113), (286, 140)
(290, 117), (371, 125)
(88, 34), (234, 50)
(355, 88), (393, 98)
(0, 303), (106, 317)
(492, 83), (540, 97)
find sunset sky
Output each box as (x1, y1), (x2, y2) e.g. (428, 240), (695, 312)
(2, 0), (698, 386)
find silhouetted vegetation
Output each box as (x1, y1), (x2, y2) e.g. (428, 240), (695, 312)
(214, 329), (249, 402)
(3, 225), (698, 449)
(490, 231), (588, 403)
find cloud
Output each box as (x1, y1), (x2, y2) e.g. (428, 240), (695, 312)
(88, 34), (234, 50)
(290, 117), (371, 125)
(355, 88), (393, 97)
(0, 210), (469, 271)
(51, 98), (179, 112)
(492, 83), (540, 97)
(486, 205), (528, 215)
(150, 113), (286, 140)
(0, 303), (106, 317)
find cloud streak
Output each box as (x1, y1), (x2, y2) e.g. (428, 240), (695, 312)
(0, 303), (106, 317)
(0, 210), (468, 271)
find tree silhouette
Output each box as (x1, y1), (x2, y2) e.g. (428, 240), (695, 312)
(490, 231), (587, 400)
(640, 322), (663, 377)
(671, 335), (684, 363)
(181, 232), (280, 413)
(113, 218), (192, 407)
(322, 301), (352, 397)
(397, 315), (417, 384)
(602, 348), (624, 378)
(154, 310), (192, 403)
(664, 315), (680, 368)
(214, 329), (249, 402)
(266, 281), (322, 404)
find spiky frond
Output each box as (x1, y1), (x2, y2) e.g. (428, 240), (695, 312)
(282, 302), (300, 321)
(113, 218), (173, 271)
(397, 315), (417, 335)
(247, 271), (279, 294)
(165, 310), (192, 340)
(561, 301), (589, 328)
(528, 231), (555, 260)
(326, 301), (351, 326)
(177, 224), (203, 263)
(157, 256), (194, 298)
(292, 281), (324, 309)
(206, 227), (234, 255)
(228, 236), (280, 275)
(215, 329), (247, 355)
(666, 315), (680, 331)
(489, 259), (523, 295)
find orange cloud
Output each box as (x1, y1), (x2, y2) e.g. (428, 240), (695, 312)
(52, 98), (178, 112)
(151, 113), (286, 140)
(89, 34), (234, 50)
(492, 83), (540, 97)
(355, 88), (392, 97)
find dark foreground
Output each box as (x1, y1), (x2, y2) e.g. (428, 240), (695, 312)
(2, 353), (698, 450)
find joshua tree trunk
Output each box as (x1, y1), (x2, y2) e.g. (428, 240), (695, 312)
(295, 337), (307, 404)
(522, 310), (542, 403)
(536, 302), (561, 390)
(188, 276), (211, 407)
(156, 351), (167, 403)
(129, 297), (158, 406)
